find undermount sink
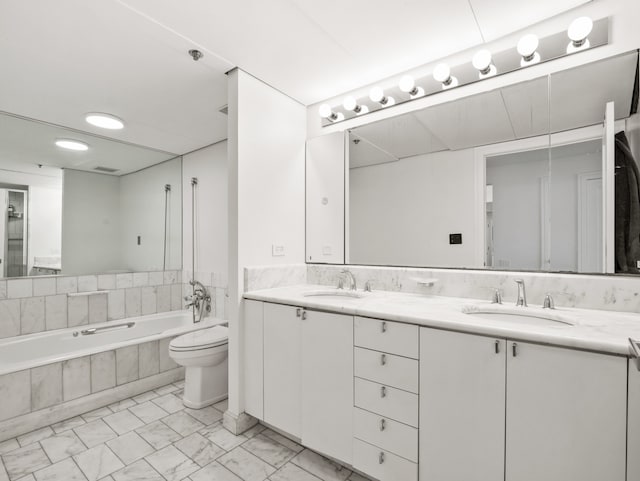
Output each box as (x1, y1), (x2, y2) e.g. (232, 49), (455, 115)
(462, 304), (575, 327)
(303, 289), (365, 300)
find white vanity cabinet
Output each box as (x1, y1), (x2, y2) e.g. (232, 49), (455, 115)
(629, 359), (640, 481)
(245, 300), (354, 462)
(419, 327), (627, 481)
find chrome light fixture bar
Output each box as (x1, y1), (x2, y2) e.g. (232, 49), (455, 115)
(320, 17), (608, 127)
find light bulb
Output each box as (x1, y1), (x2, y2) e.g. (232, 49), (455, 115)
(369, 87), (385, 103)
(55, 139), (89, 151)
(472, 50), (492, 72)
(433, 63), (458, 89)
(398, 75), (424, 98)
(518, 34), (540, 66)
(342, 96), (368, 115)
(319, 104), (332, 119)
(567, 16), (593, 53)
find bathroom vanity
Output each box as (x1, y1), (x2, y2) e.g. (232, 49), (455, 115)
(243, 285), (639, 481)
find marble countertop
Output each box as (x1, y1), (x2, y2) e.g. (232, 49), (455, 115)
(244, 284), (640, 356)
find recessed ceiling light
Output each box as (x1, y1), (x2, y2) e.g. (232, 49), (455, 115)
(85, 113), (124, 130)
(55, 139), (89, 151)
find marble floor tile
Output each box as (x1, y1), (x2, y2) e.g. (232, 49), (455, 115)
(260, 429), (304, 454)
(269, 463), (323, 481)
(217, 446), (276, 481)
(33, 458), (85, 481)
(174, 433), (224, 467)
(2, 444), (51, 480)
(183, 406), (222, 426)
(103, 410), (144, 435)
(242, 423), (266, 439)
(111, 459), (164, 481)
(132, 391), (158, 404)
(188, 462), (243, 481)
(291, 450), (351, 481)
(201, 424), (247, 451)
(135, 421), (181, 450)
(153, 385), (177, 396)
(144, 445), (198, 481)
(242, 433), (296, 469)
(107, 399), (136, 413)
(348, 473), (373, 481)
(0, 439), (18, 455)
(128, 401), (168, 424)
(39, 431), (86, 463)
(161, 411), (204, 437)
(17, 427), (53, 447)
(151, 394), (184, 414)
(51, 416), (85, 434)
(73, 419), (117, 448)
(0, 460), (9, 481)
(213, 399), (228, 412)
(106, 432), (154, 466)
(81, 407), (112, 423)
(172, 381), (185, 390)
(73, 445), (124, 481)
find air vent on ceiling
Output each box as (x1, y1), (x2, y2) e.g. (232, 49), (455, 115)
(93, 166), (119, 173)
(218, 104), (228, 115)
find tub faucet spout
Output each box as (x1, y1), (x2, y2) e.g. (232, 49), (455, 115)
(186, 280), (211, 323)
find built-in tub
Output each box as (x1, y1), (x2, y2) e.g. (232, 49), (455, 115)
(0, 311), (226, 442)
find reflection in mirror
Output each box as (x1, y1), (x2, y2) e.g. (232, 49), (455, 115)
(347, 50), (639, 274)
(0, 112), (181, 278)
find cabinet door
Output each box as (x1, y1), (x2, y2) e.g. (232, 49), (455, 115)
(301, 310), (353, 463)
(506, 341), (626, 481)
(243, 300), (263, 419)
(264, 303), (301, 438)
(629, 359), (640, 481)
(419, 328), (506, 481)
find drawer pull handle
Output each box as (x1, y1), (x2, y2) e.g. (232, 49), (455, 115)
(381, 321), (387, 333)
(296, 308), (301, 318)
(379, 452), (385, 464)
(301, 310), (307, 320)
(494, 340), (500, 354)
(380, 386), (387, 398)
(379, 419), (386, 431)
(380, 354), (387, 366)
(512, 342), (518, 357)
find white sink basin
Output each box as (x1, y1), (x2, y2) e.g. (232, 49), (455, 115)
(462, 304), (575, 327)
(303, 289), (365, 300)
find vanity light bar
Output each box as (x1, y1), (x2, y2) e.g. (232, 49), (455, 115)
(320, 16), (608, 127)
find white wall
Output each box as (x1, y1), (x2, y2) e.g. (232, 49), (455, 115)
(228, 69), (306, 417)
(350, 149), (478, 267)
(62, 170), (121, 275)
(120, 158), (182, 272)
(182, 142), (228, 282)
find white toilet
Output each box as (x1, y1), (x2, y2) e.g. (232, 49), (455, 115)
(169, 325), (229, 409)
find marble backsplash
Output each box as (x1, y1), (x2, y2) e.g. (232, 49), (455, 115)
(244, 264), (307, 292)
(307, 264), (640, 314)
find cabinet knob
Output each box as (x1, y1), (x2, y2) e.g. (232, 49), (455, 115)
(380, 386), (387, 398)
(380, 321), (387, 333)
(301, 310), (307, 320)
(512, 342), (518, 357)
(494, 340), (500, 354)
(379, 452), (385, 464)
(296, 308), (301, 318)
(380, 354), (387, 366)
(379, 419), (386, 431)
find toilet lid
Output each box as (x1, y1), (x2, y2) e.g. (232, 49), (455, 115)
(170, 326), (228, 351)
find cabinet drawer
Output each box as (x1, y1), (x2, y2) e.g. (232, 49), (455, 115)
(353, 438), (418, 481)
(354, 317), (419, 359)
(354, 407), (418, 462)
(354, 377), (418, 427)
(354, 347), (419, 393)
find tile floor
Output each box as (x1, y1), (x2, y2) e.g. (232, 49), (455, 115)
(0, 382), (372, 481)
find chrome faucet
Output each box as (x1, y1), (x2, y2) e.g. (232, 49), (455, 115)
(184, 280), (211, 323)
(515, 279), (527, 307)
(543, 293), (555, 309)
(339, 269), (357, 291)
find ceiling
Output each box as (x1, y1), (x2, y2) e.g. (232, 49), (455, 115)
(0, 0), (590, 174)
(350, 52), (638, 168)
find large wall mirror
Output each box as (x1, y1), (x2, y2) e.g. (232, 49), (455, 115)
(0, 112), (182, 278)
(307, 50), (640, 275)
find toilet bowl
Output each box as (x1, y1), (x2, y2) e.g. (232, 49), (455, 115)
(169, 325), (229, 409)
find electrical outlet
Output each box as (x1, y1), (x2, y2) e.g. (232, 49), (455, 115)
(449, 233), (462, 245)
(272, 244), (285, 257)
(322, 245), (332, 256)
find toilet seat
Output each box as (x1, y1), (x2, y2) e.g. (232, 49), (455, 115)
(170, 326), (228, 352)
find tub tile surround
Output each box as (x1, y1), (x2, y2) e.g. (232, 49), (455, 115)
(0, 382), (372, 481)
(307, 264), (640, 313)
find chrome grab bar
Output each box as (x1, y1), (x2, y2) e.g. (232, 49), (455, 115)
(80, 322), (135, 336)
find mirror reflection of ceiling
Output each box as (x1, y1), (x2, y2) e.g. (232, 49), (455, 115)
(350, 52), (638, 169)
(0, 114), (176, 176)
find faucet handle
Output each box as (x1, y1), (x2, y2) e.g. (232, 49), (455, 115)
(364, 280), (374, 292)
(491, 288), (502, 304)
(543, 293), (555, 309)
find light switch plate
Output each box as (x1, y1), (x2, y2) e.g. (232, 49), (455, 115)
(322, 245), (332, 256)
(272, 244), (285, 257)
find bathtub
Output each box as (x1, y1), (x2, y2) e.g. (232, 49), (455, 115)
(0, 311), (227, 441)
(0, 311), (226, 376)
